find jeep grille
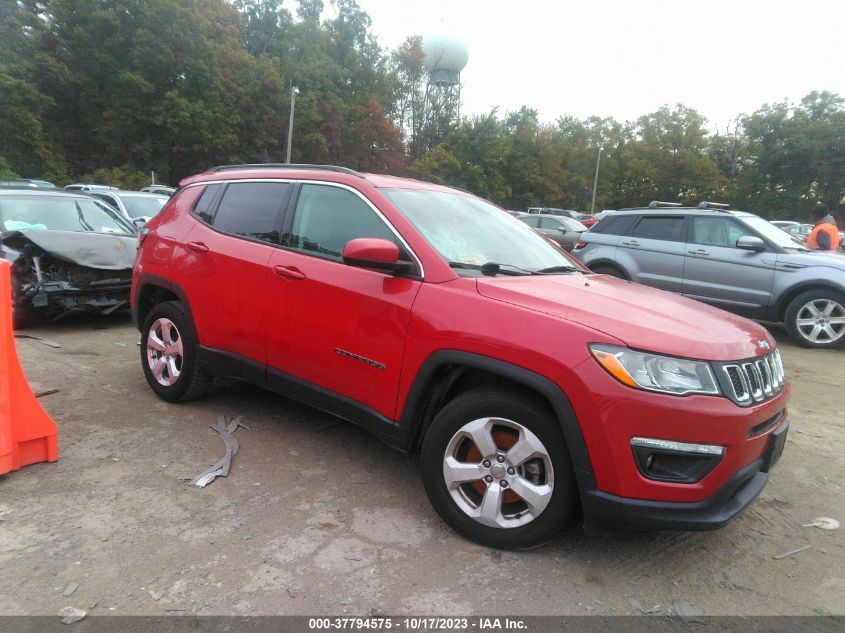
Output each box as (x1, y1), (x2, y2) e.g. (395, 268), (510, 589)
(719, 350), (785, 405)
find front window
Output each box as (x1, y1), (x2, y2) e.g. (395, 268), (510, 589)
(382, 188), (581, 275)
(290, 184), (400, 258)
(691, 217), (753, 248)
(0, 195), (136, 234)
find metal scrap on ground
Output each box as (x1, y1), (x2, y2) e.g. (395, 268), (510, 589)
(29, 381), (60, 397)
(773, 544), (811, 560)
(802, 517), (840, 530)
(191, 415), (248, 488)
(14, 333), (62, 348)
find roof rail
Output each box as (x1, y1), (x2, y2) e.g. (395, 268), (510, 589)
(647, 201), (683, 208)
(697, 201), (731, 210)
(206, 164), (363, 178)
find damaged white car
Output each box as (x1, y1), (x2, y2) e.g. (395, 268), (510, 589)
(0, 189), (139, 327)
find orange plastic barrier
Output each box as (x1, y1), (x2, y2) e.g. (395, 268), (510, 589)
(0, 259), (58, 475)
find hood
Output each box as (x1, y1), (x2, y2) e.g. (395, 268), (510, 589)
(476, 274), (774, 361)
(5, 230), (137, 269)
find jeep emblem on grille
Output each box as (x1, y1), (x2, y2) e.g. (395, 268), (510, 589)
(758, 340), (770, 350)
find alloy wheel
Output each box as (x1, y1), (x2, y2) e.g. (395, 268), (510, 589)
(442, 417), (554, 529)
(795, 299), (845, 344)
(146, 317), (184, 386)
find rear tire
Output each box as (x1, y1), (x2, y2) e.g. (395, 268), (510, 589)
(140, 301), (211, 401)
(784, 289), (845, 349)
(590, 265), (628, 280)
(421, 388), (578, 550)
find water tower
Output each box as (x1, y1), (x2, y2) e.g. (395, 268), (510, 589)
(421, 35), (468, 151)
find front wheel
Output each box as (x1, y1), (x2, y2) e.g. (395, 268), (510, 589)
(421, 389), (578, 549)
(140, 301), (212, 401)
(784, 289), (845, 349)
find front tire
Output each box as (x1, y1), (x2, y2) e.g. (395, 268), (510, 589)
(421, 388), (578, 549)
(784, 289), (845, 349)
(140, 301), (211, 401)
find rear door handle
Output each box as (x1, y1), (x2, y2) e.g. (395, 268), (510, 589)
(621, 240), (640, 247)
(688, 248), (710, 255)
(186, 241), (209, 253)
(273, 265), (306, 281)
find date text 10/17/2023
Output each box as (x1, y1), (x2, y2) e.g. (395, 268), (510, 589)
(307, 617), (527, 630)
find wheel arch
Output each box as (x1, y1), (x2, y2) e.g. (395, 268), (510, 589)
(776, 281), (845, 321)
(400, 350), (596, 492)
(133, 274), (199, 343)
(585, 259), (629, 279)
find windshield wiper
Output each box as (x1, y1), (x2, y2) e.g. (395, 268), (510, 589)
(74, 202), (95, 232)
(534, 265), (580, 274)
(448, 261), (533, 276)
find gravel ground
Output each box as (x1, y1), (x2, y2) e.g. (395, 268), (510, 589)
(1, 314), (843, 617)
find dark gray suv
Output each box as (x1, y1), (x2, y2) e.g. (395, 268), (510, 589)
(573, 202), (845, 349)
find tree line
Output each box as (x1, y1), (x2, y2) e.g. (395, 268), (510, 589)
(2, 0), (843, 220)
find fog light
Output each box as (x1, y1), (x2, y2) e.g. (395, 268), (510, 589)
(631, 437), (725, 483)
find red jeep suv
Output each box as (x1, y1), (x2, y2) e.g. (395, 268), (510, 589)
(131, 165), (790, 549)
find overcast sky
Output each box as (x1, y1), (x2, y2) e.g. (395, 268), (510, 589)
(354, 0), (845, 132)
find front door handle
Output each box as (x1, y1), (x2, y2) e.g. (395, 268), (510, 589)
(274, 265), (306, 281)
(688, 248), (710, 255)
(186, 241), (209, 253)
(621, 240), (640, 247)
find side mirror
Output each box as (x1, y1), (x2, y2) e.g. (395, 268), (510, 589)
(736, 236), (766, 252)
(558, 227), (567, 234)
(133, 217), (149, 228)
(342, 238), (412, 274)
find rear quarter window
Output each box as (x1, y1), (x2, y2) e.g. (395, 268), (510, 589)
(589, 215), (637, 235)
(631, 216), (686, 242)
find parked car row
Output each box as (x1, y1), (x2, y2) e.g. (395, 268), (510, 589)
(573, 202), (845, 349)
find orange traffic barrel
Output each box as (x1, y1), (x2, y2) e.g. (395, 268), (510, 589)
(0, 259), (58, 475)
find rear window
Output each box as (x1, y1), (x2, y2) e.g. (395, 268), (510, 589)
(631, 216), (686, 242)
(211, 182), (291, 243)
(589, 215), (637, 235)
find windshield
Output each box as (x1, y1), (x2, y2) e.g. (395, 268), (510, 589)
(120, 194), (167, 219)
(0, 195), (136, 234)
(742, 215), (809, 250)
(382, 188), (581, 274)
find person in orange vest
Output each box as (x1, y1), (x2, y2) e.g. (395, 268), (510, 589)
(804, 203), (840, 251)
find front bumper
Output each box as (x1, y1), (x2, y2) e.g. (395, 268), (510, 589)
(582, 421), (787, 531)
(19, 278), (132, 318)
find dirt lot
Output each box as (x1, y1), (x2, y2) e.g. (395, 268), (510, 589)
(1, 314), (843, 617)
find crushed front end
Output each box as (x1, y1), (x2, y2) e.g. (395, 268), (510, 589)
(3, 230), (136, 324)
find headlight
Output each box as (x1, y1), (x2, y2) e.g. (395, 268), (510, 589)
(590, 344), (720, 396)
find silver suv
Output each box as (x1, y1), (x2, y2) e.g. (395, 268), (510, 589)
(573, 202), (845, 349)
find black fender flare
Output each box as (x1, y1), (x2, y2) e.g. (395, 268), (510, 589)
(399, 350), (596, 493)
(133, 274), (199, 343)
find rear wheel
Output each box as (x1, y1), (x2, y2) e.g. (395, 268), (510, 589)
(590, 265), (627, 280)
(421, 388), (578, 549)
(784, 289), (845, 349)
(140, 301), (211, 401)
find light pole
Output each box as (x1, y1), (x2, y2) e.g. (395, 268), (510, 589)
(590, 147), (603, 214)
(285, 85), (300, 164)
